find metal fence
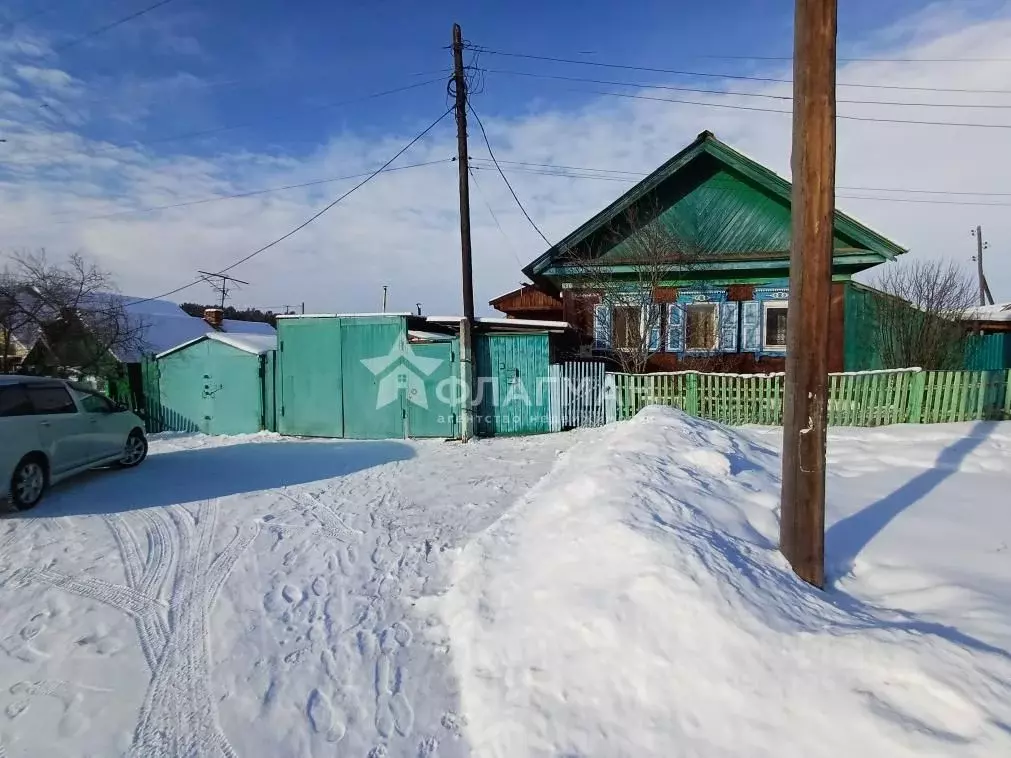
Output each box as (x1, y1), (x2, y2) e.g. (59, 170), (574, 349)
(548, 361), (608, 431)
(611, 368), (1011, 426)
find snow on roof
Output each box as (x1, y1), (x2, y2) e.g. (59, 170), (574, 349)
(156, 331), (277, 359)
(408, 329), (455, 342)
(221, 318), (276, 336)
(207, 331), (277, 355)
(275, 312), (413, 319)
(965, 303), (1011, 322)
(113, 306), (275, 362)
(425, 316), (571, 330)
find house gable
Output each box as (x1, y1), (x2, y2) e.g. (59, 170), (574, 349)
(525, 131), (906, 283)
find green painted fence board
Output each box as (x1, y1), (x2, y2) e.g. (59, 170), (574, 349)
(611, 368), (1010, 426)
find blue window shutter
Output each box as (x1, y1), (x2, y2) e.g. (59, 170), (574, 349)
(666, 303), (684, 352)
(647, 304), (661, 351)
(593, 304), (612, 349)
(740, 300), (761, 351)
(719, 302), (740, 352)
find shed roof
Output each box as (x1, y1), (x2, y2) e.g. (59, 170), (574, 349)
(965, 303), (1011, 322)
(524, 130), (907, 280)
(156, 331), (277, 359)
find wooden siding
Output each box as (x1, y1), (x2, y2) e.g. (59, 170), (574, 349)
(490, 284), (562, 318)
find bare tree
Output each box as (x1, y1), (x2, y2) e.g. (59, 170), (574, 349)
(1, 251), (148, 378)
(871, 258), (976, 370)
(564, 202), (718, 374)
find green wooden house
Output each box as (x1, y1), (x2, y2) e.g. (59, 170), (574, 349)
(493, 130), (907, 373)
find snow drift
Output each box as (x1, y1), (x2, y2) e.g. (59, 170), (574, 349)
(435, 407), (1011, 757)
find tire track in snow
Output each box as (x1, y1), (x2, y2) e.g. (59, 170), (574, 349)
(130, 500), (239, 758)
(105, 514), (169, 671)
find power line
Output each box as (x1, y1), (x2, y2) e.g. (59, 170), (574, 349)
(54, 0), (180, 53)
(16, 157), (452, 228)
(470, 162), (1011, 206)
(487, 68), (1011, 110)
(565, 87), (1011, 130)
(126, 106), (455, 306)
(468, 46), (1011, 95)
(474, 158), (1011, 196)
(467, 165), (524, 266)
(836, 194), (1011, 207)
(691, 54), (1011, 63)
(470, 163), (633, 183)
(467, 103), (552, 246)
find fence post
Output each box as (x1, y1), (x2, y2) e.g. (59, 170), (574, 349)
(604, 373), (617, 424)
(907, 371), (926, 424)
(1004, 370), (1011, 420)
(686, 373), (699, 417)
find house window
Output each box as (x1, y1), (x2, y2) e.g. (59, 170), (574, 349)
(685, 303), (719, 351)
(764, 301), (788, 349)
(612, 305), (641, 349)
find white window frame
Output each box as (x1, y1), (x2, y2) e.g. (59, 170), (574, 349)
(683, 302), (720, 353)
(762, 300), (789, 351)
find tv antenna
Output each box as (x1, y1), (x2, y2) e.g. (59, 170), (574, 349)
(197, 270), (249, 309)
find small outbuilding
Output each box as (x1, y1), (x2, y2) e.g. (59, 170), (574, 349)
(153, 332), (277, 435)
(275, 314), (570, 440)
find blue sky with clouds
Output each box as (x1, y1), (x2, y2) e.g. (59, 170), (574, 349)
(2, 0), (1011, 313)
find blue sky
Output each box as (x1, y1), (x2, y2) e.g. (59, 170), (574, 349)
(1, 0), (1010, 313)
(2, 0), (978, 156)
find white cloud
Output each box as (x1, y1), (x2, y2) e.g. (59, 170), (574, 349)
(1, 3), (1011, 316)
(14, 64), (77, 93)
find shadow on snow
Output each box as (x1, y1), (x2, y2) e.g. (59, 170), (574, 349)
(21, 439), (415, 517)
(825, 421), (998, 582)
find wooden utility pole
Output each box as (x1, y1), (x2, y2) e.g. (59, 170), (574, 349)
(972, 225), (989, 306)
(452, 22), (476, 441)
(780, 0), (837, 589)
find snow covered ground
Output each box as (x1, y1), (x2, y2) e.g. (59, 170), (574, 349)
(0, 412), (1009, 757)
(0, 431), (583, 757)
(437, 410), (1011, 757)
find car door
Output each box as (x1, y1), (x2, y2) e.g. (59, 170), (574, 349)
(72, 387), (124, 460)
(0, 384), (40, 490)
(26, 383), (94, 474)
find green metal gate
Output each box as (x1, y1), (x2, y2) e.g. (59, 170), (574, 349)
(340, 317), (406, 439)
(278, 317), (344, 437)
(276, 315), (461, 439)
(475, 332), (551, 436)
(405, 341), (457, 438)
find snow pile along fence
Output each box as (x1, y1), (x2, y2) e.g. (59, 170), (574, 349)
(435, 408), (1011, 757)
(611, 368), (1011, 426)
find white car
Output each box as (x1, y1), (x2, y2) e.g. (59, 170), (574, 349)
(1, 375), (148, 511)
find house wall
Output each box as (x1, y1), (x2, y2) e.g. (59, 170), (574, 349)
(965, 333), (1011, 370)
(490, 286), (563, 319)
(558, 279), (847, 374)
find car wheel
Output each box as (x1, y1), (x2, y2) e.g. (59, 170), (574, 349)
(8, 456), (47, 512)
(116, 430), (148, 469)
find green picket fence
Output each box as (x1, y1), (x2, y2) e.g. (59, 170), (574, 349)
(612, 368), (1011, 426)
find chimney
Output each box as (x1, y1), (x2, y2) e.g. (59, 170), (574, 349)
(204, 308), (224, 330)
